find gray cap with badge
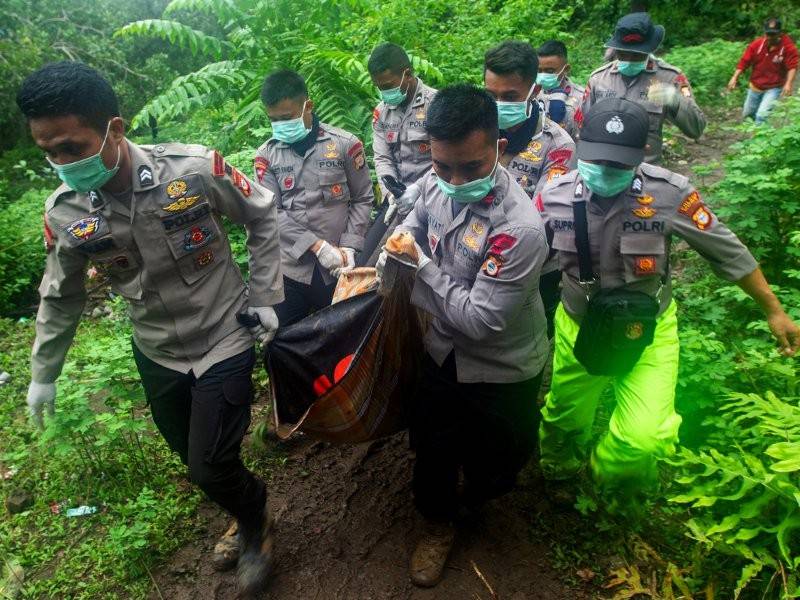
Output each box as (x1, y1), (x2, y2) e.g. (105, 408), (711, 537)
(577, 98), (650, 167)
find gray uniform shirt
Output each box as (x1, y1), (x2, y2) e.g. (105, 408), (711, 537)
(396, 167), (550, 384)
(372, 78), (438, 198)
(501, 113), (576, 199)
(33, 141), (283, 383)
(539, 165), (758, 321)
(582, 58), (706, 163)
(537, 77), (585, 140)
(254, 122), (374, 285)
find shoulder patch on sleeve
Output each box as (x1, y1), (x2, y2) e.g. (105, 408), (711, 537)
(43, 214), (55, 253)
(212, 150), (226, 177)
(488, 233), (518, 256)
(254, 156), (269, 184)
(678, 190), (714, 230)
(348, 140), (366, 170)
(547, 147), (573, 165)
(347, 140), (364, 157)
(212, 150), (252, 197)
(373, 107), (381, 126)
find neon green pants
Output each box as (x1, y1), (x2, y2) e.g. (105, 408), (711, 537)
(539, 301), (682, 491)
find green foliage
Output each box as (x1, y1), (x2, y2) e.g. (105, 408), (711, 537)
(114, 19), (230, 58)
(0, 189), (49, 316)
(712, 97), (800, 281)
(666, 391), (800, 598)
(117, 0), (580, 160)
(0, 0), (183, 149)
(0, 310), (201, 598)
(665, 40), (746, 106)
(575, 0), (799, 48)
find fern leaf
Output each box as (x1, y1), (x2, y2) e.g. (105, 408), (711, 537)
(163, 0), (244, 24)
(131, 61), (245, 128)
(733, 561), (763, 599)
(114, 19), (228, 59)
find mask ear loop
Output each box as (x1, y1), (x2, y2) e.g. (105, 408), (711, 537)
(524, 81), (537, 119)
(95, 120), (123, 172)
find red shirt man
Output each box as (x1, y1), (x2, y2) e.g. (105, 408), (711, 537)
(728, 18), (798, 96)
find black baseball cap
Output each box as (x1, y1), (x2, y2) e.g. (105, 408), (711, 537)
(577, 98), (649, 167)
(604, 12), (665, 54)
(764, 18), (782, 34)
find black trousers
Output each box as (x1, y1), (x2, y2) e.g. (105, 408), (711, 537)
(132, 343), (266, 528)
(410, 353), (544, 522)
(273, 266), (337, 327)
(539, 269), (562, 340)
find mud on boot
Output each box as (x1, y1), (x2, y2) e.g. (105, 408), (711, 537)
(212, 520), (241, 572)
(236, 500), (275, 598)
(409, 520), (455, 588)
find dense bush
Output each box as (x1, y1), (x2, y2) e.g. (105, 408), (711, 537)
(664, 40), (747, 105)
(664, 98), (800, 600)
(0, 189), (49, 316)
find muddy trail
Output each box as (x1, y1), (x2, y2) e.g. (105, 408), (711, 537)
(147, 108), (744, 600)
(151, 428), (589, 600)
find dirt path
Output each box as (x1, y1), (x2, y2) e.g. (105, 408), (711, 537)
(147, 106), (745, 600)
(150, 427), (588, 600)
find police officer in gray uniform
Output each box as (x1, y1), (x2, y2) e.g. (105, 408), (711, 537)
(483, 40), (575, 337)
(581, 12), (706, 164)
(536, 40), (585, 140)
(369, 43), (437, 225)
(254, 69), (374, 326)
(18, 62), (281, 593)
(377, 84), (549, 588)
(537, 98), (799, 507)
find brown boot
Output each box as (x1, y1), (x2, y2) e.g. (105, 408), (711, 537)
(237, 499), (275, 597)
(409, 520), (455, 587)
(212, 521), (241, 572)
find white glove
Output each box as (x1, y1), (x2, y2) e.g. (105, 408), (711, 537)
(413, 242), (432, 272)
(27, 381), (56, 429)
(332, 247), (356, 278)
(384, 183), (421, 224)
(375, 249), (388, 280)
(647, 82), (679, 108)
(244, 306), (279, 347)
(314, 240), (347, 275)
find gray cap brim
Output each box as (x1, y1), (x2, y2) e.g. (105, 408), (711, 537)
(604, 24), (665, 54)
(577, 140), (644, 167)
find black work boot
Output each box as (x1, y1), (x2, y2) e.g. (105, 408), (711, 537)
(236, 498), (274, 598)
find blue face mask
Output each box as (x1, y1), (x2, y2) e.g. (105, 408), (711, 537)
(496, 83), (536, 129)
(271, 102), (311, 144)
(617, 59), (648, 77)
(379, 71), (408, 107)
(577, 160), (635, 197)
(435, 142), (499, 203)
(46, 121), (121, 193)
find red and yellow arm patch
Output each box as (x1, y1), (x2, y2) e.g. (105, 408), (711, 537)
(348, 141), (366, 170)
(254, 156), (269, 184)
(678, 190), (713, 230)
(43, 214), (55, 253)
(212, 150), (252, 197)
(488, 233), (517, 256)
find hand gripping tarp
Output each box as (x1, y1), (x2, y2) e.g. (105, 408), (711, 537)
(266, 266), (424, 443)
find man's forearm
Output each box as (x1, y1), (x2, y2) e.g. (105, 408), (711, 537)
(736, 268), (783, 316)
(785, 68), (797, 88)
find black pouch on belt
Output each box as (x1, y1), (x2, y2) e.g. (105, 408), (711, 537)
(570, 198), (658, 376)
